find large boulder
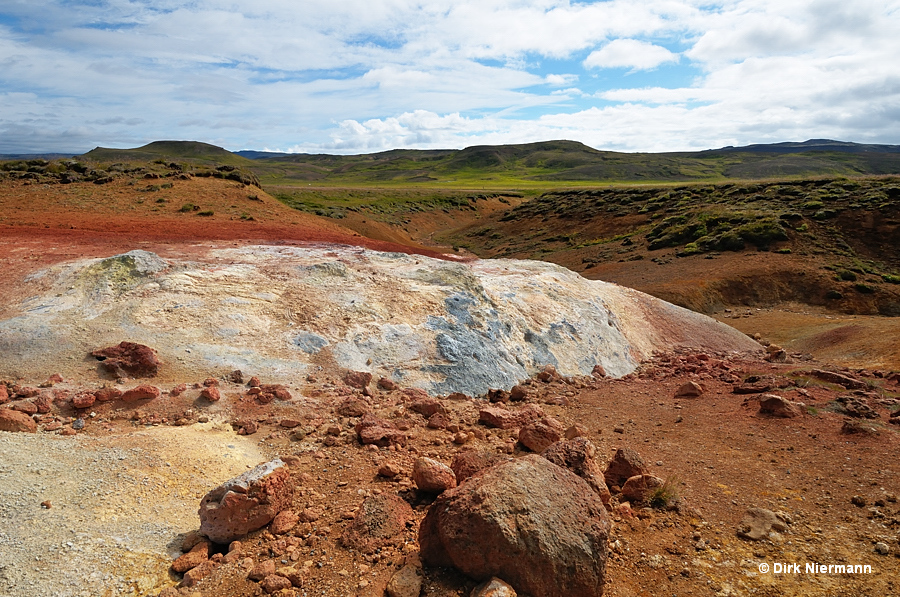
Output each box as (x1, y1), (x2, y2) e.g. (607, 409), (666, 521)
(91, 341), (160, 378)
(198, 459), (294, 544)
(420, 455), (610, 597)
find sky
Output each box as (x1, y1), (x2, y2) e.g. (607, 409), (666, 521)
(1, 0), (899, 155)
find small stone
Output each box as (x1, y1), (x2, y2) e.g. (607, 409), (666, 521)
(378, 377), (398, 391)
(121, 384), (161, 403)
(378, 461), (402, 478)
(471, 577), (517, 597)
(674, 381), (704, 398)
(200, 386), (220, 402)
(40, 500), (51, 509)
(874, 542), (890, 555)
(248, 376), (261, 388)
(758, 394), (803, 418)
(249, 560), (276, 581)
(737, 507), (788, 541)
(260, 574), (292, 594)
(850, 495), (867, 507)
(413, 457), (457, 494)
(386, 564), (422, 597)
(565, 424), (588, 439)
(270, 510), (299, 535)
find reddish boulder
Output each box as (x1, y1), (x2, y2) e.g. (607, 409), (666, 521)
(336, 398), (369, 417)
(450, 451), (511, 483)
(409, 397), (446, 418)
(260, 575), (292, 594)
(200, 386), (221, 402)
(413, 457), (457, 493)
(71, 392), (97, 409)
(0, 385), (8, 404)
(172, 542), (209, 573)
(15, 387), (39, 398)
(378, 377), (398, 391)
(0, 409), (37, 433)
(420, 455), (610, 597)
(32, 393), (52, 414)
(121, 385), (160, 403)
(758, 394), (803, 418)
(355, 413), (407, 447)
(11, 401), (37, 415)
(344, 371), (372, 389)
(518, 416), (564, 453)
(541, 438), (611, 506)
(198, 459), (294, 544)
(674, 381), (704, 398)
(270, 509), (299, 535)
(604, 447), (649, 488)
(508, 385), (528, 402)
(621, 474), (664, 504)
(94, 387), (122, 402)
(91, 341), (160, 378)
(478, 404), (545, 429)
(340, 493), (414, 553)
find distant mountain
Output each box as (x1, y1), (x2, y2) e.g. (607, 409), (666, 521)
(707, 139), (900, 154)
(59, 138), (900, 184)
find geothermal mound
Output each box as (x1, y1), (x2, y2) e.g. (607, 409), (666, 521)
(0, 245), (760, 391)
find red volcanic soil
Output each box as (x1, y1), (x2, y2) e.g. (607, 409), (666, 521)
(0, 177), (457, 307)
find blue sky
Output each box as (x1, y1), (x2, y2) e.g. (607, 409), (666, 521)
(1, 0), (899, 154)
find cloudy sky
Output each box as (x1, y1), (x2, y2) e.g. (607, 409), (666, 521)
(1, 0), (899, 154)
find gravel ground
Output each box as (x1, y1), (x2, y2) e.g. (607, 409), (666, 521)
(0, 424), (264, 597)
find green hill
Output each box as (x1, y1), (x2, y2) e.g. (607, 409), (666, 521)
(82, 141), (253, 166)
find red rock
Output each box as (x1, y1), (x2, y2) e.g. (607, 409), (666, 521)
(378, 461), (403, 478)
(604, 447), (649, 488)
(427, 413), (450, 429)
(336, 398), (369, 417)
(565, 424), (588, 439)
(509, 385), (528, 401)
(386, 564), (422, 597)
(236, 420), (258, 435)
(279, 418), (301, 428)
(413, 457), (457, 493)
(400, 388), (429, 401)
(270, 509), (299, 535)
(344, 371), (372, 389)
(591, 365), (607, 378)
(0, 409), (37, 433)
(121, 384), (161, 403)
(0, 386), (8, 404)
(378, 377), (398, 391)
(809, 369), (868, 390)
(43, 421), (62, 431)
(228, 370), (244, 384)
(71, 392), (96, 409)
(33, 393), (52, 414)
(170, 383), (187, 397)
(257, 391), (274, 404)
(248, 376), (261, 388)
(180, 560), (216, 587)
(47, 373), (64, 384)
(355, 413), (406, 447)
(180, 530), (205, 552)
(260, 574), (292, 594)
(541, 437), (611, 507)
(758, 394), (803, 418)
(518, 417), (564, 453)
(203, 377), (218, 387)
(409, 397), (445, 417)
(199, 459), (295, 544)
(537, 364), (560, 382)
(59, 427), (77, 436)
(621, 474), (664, 504)
(172, 548), (208, 573)
(249, 560), (276, 581)
(15, 387), (39, 398)
(91, 341), (160, 378)
(200, 386), (220, 402)
(298, 507), (322, 523)
(446, 392), (470, 401)
(674, 381), (704, 398)
(260, 385), (292, 401)
(450, 451), (511, 483)
(478, 404), (545, 429)
(10, 401), (38, 415)
(340, 493), (414, 554)
(94, 387), (122, 402)
(420, 455), (610, 597)
(486, 389), (509, 403)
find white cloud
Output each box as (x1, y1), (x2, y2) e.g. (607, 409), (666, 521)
(584, 39), (679, 71)
(1, 1), (899, 154)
